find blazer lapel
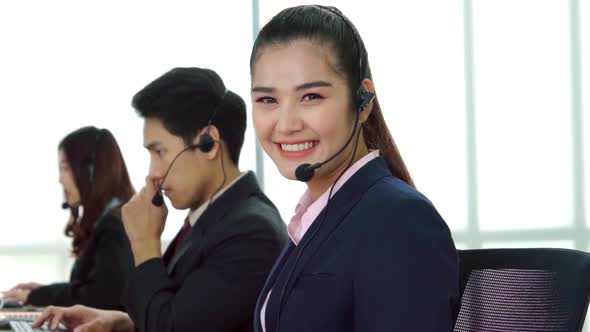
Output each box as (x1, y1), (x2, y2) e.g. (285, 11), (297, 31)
(254, 242), (295, 331)
(162, 224), (183, 267)
(165, 171), (262, 276)
(166, 226), (203, 275)
(280, 157), (392, 305)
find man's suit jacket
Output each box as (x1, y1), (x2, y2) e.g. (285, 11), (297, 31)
(123, 172), (288, 332)
(255, 157), (459, 332)
(28, 206), (134, 309)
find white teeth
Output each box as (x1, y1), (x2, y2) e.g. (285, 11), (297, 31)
(281, 142), (316, 152)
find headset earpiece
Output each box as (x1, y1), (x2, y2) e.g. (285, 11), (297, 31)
(88, 128), (103, 183)
(196, 133), (215, 152)
(356, 86), (375, 111)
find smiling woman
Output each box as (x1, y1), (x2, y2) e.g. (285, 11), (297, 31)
(249, 5), (458, 332)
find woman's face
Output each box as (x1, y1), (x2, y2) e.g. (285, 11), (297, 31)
(58, 149), (81, 208)
(252, 40), (359, 184)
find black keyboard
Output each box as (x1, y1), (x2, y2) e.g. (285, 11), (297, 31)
(9, 321), (69, 332)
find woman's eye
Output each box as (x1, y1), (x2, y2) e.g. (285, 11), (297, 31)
(256, 96), (276, 104)
(302, 93), (323, 102)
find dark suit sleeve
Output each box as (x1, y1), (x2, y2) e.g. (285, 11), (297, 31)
(353, 199), (459, 332)
(26, 282), (69, 305)
(28, 216), (134, 309)
(123, 215), (284, 332)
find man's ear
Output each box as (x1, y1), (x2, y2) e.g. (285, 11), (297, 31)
(193, 126), (221, 160)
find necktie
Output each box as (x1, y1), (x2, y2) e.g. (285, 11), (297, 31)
(173, 218), (192, 256)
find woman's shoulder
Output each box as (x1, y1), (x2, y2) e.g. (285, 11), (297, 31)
(350, 177), (457, 270)
(367, 176), (430, 204)
(81, 206), (129, 257)
(94, 206), (125, 233)
(357, 176), (452, 238)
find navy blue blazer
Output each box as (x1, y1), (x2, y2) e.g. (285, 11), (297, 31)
(255, 156), (459, 332)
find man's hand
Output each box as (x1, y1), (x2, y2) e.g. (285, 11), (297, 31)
(122, 176), (168, 266)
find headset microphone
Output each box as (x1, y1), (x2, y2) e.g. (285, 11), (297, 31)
(294, 163), (321, 183)
(151, 192), (165, 207)
(61, 202), (70, 209)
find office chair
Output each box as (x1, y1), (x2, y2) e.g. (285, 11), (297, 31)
(454, 248), (590, 332)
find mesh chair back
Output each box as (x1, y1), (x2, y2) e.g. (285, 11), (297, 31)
(454, 249), (590, 332)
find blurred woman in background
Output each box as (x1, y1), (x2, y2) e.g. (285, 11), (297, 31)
(3, 126), (136, 310)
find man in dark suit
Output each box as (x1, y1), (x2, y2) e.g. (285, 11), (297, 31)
(34, 68), (288, 332)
